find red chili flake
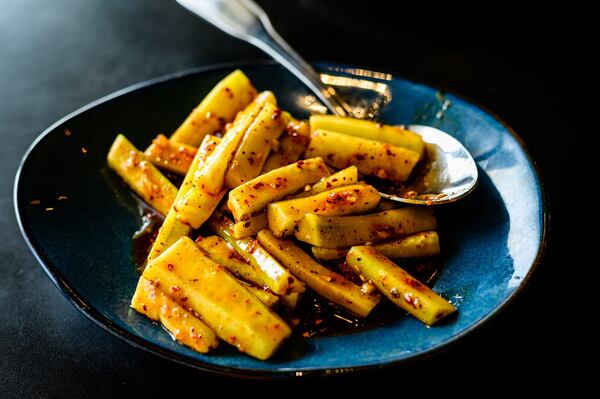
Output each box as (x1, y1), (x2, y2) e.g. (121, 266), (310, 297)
(167, 263), (174, 271)
(247, 157), (255, 165)
(170, 286), (180, 293)
(355, 154), (365, 160)
(180, 297), (188, 302)
(272, 108), (282, 120)
(195, 236), (203, 242)
(253, 182), (265, 189)
(296, 160), (305, 168)
(247, 240), (259, 254)
(142, 304), (147, 311)
(326, 182), (332, 188)
(405, 278), (422, 289)
(326, 192), (350, 204)
(223, 87), (233, 98)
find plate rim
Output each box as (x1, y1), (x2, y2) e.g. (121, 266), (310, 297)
(13, 60), (549, 378)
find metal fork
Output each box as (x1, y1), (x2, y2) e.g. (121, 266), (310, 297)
(176, 0), (356, 117)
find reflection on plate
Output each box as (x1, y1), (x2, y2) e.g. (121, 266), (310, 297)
(14, 62), (546, 377)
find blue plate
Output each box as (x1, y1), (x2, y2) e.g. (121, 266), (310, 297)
(14, 62), (547, 377)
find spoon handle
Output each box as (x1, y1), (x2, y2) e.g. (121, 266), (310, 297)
(176, 0), (353, 117)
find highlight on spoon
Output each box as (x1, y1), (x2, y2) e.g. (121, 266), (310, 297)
(376, 125), (478, 205)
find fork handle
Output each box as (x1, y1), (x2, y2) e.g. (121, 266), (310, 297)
(248, 15), (353, 117)
(178, 0), (353, 117)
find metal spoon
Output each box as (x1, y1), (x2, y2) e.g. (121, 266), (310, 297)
(176, 0), (478, 205)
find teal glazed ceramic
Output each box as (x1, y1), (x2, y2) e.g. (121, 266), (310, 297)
(14, 62), (547, 376)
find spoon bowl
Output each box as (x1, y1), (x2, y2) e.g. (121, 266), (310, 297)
(376, 125), (479, 205)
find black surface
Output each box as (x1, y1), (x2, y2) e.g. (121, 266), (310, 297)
(1, 0), (588, 395)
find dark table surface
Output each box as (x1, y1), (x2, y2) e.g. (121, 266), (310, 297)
(1, 0), (588, 395)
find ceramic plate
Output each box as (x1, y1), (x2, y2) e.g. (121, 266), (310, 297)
(14, 62), (547, 377)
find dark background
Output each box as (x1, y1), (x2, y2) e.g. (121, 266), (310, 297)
(1, 0), (589, 396)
